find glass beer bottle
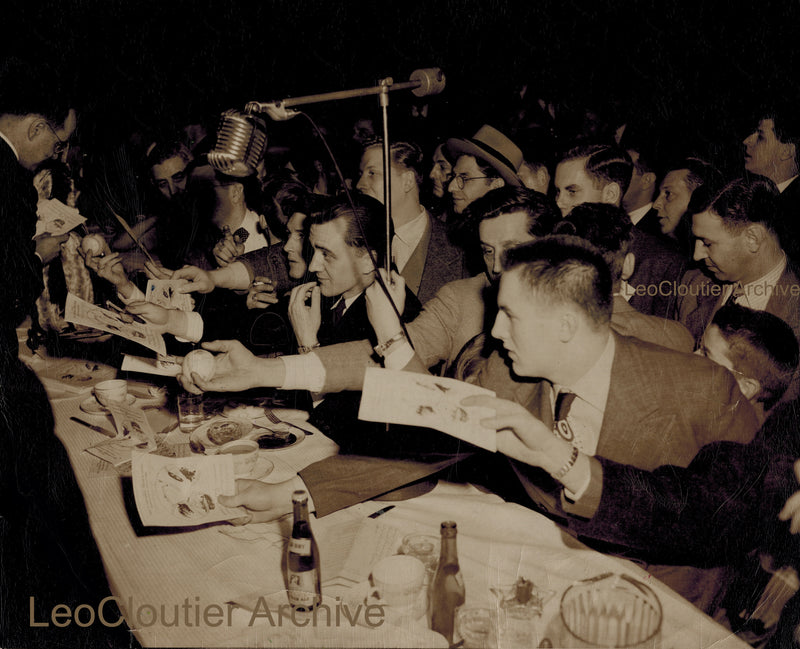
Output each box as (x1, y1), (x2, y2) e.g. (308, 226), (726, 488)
(430, 521), (465, 643)
(286, 490), (321, 611)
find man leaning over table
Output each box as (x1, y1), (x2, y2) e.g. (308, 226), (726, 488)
(0, 59), (136, 649)
(200, 237), (758, 614)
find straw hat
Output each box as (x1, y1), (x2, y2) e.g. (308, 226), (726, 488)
(446, 125), (523, 186)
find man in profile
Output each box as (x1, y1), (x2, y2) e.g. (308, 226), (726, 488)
(0, 59), (134, 648)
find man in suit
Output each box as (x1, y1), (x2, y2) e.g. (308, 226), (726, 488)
(219, 237), (758, 611)
(743, 109), (800, 263)
(554, 143), (687, 317)
(0, 59), (134, 649)
(356, 141), (466, 304)
(677, 177), (800, 347)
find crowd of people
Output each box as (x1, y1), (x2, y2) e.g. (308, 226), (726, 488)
(5, 55), (800, 648)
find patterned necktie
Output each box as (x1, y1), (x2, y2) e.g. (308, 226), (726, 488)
(553, 389), (577, 442)
(232, 227), (250, 245)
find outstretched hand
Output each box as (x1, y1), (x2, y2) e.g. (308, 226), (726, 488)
(177, 340), (262, 394)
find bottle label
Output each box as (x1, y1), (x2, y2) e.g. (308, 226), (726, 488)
(288, 538), (312, 556)
(287, 569), (319, 607)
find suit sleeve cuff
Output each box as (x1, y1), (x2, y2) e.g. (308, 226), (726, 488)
(280, 353), (326, 392)
(561, 456), (604, 519)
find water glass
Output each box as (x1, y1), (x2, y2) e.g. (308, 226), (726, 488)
(177, 391), (204, 433)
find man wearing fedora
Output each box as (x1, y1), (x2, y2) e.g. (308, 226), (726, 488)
(445, 125), (524, 215)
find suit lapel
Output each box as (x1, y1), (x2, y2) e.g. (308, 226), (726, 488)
(399, 216), (431, 296)
(596, 334), (667, 466)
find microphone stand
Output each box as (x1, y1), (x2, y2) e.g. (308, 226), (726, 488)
(246, 68), (445, 278)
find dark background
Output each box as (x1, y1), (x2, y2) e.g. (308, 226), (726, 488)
(3, 0), (800, 170)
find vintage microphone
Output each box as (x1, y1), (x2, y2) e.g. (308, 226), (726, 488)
(207, 109), (269, 177)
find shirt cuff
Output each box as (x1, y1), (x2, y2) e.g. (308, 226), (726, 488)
(383, 340), (415, 370)
(175, 311), (204, 343)
(117, 285), (146, 304)
(280, 353), (326, 393)
(561, 456), (604, 519)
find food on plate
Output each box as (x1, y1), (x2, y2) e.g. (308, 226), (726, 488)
(207, 419), (247, 446)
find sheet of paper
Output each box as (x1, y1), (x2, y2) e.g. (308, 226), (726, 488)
(34, 198), (86, 238)
(121, 353), (182, 377)
(84, 438), (135, 467)
(338, 519), (405, 583)
(34, 357), (117, 394)
(358, 368), (498, 452)
(106, 401), (158, 450)
(65, 292), (167, 355)
(146, 279), (194, 312)
(132, 452), (244, 527)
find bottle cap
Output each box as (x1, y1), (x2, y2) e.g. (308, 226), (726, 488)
(292, 490), (308, 504)
(440, 520), (457, 536)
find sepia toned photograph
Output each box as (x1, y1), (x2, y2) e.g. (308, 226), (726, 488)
(3, 1), (800, 647)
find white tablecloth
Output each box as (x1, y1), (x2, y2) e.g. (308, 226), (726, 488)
(49, 389), (748, 648)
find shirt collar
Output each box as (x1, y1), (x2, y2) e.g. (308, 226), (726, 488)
(627, 202), (653, 225)
(332, 291), (363, 313)
(777, 176), (798, 193)
(0, 130), (20, 161)
(740, 253), (787, 293)
(393, 207), (428, 246)
(557, 333), (616, 412)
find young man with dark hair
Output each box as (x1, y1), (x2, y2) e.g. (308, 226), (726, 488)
(743, 108), (800, 263)
(700, 304), (799, 420)
(556, 203), (694, 351)
(679, 176), (800, 360)
(553, 143), (687, 318)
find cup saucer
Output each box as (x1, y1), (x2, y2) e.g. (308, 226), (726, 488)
(80, 394), (136, 415)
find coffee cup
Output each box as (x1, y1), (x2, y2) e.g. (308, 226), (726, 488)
(218, 439), (259, 476)
(368, 555), (426, 616)
(94, 379), (128, 406)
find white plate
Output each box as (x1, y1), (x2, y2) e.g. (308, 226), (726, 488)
(80, 394), (136, 415)
(189, 417), (254, 454)
(248, 455), (274, 479)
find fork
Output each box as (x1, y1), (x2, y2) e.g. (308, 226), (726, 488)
(263, 408), (282, 425)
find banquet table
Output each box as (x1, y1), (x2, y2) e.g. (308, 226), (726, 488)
(34, 354), (750, 649)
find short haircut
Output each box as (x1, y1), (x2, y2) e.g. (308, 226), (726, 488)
(306, 194), (389, 268)
(712, 304), (799, 409)
(502, 235), (613, 327)
(146, 141), (194, 170)
(554, 202), (632, 281)
(0, 58), (73, 127)
(696, 176), (780, 235)
(561, 144), (633, 195)
(464, 185), (560, 239)
(365, 141), (425, 187)
(761, 105), (800, 153)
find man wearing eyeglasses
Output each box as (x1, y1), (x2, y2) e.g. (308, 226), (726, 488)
(445, 125), (524, 214)
(0, 59), (136, 649)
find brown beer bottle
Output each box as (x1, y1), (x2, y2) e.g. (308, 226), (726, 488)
(286, 490), (321, 611)
(430, 521), (465, 643)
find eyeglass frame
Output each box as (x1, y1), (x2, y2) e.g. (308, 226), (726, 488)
(451, 174), (489, 190)
(44, 121), (69, 155)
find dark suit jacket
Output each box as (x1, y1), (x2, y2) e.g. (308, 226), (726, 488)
(0, 141), (132, 648)
(677, 265), (800, 344)
(627, 228), (688, 318)
(401, 214), (468, 305)
(776, 177), (800, 264)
